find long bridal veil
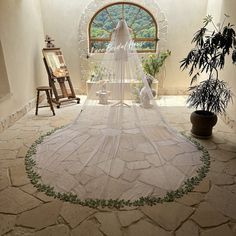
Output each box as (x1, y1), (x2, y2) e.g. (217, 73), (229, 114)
(31, 20), (204, 205)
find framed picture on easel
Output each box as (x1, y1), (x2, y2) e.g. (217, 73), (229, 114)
(42, 44), (80, 108)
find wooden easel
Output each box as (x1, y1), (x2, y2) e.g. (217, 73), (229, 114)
(42, 47), (80, 108)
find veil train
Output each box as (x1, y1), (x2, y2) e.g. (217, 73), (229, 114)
(27, 20), (208, 207)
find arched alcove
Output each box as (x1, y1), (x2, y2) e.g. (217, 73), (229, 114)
(89, 2), (158, 53)
(78, 0), (168, 93)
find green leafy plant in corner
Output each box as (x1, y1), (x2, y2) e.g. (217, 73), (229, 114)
(180, 14), (236, 114)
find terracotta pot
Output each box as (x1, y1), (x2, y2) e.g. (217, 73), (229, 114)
(190, 110), (218, 139)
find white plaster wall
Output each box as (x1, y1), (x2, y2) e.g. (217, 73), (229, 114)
(217, 0), (236, 127)
(39, 0), (208, 95)
(40, 0), (87, 91)
(157, 0), (208, 94)
(0, 0), (46, 118)
(0, 40), (10, 100)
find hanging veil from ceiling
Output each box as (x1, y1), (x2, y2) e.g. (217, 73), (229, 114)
(29, 20), (206, 207)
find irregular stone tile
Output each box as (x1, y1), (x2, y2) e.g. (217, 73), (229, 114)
(135, 142), (156, 154)
(77, 173), (93, 185)
(145, 154), (163, 167)
(0, 168), (10, 191)
(0, 187), (41, 214)
(0, 150), (17, 160)
(173, 152), (202, 166)
(175, 220), (199, 236)
(54, 171), (78, 192)
(35, 224), (70, 236)
(0, 130), (18, 141)
(152, 187), (167, 198)
(127, 161), (150, 170)
(209, 150), (236, 162)
(22, 136), (39, 147)
(210, 160), (226, 173)
(211, 135), (227, 144)
(141, 202), (194, 230)
(121, 182), (153, 201)
(191, 202), (228, 227)
(119, 151), (145, 162)
(95, 212), (122, 236)
(5, 226), (35, 236)
(60, 203), (96, 228)
(196, 140), (217, 150)
(0, 139), (22, 150)
(158, 144), (183, 161)
(206, 185), (236, 219)
(218, 143), (236, 152)
(0, 214), (16, 235)
(139, 166), (185, 189)
(98, 159), (125, 178)
(9, 164), (29, 186)
(223, 185), (236, 194)
(193, 178), (210, 193)
(85, 176), (132, 199)
(176, 192), (204, 206)
(34, 192), (54, 202)
(17, 201), (62, 230)
(117, 210), (143, 227)
(0, 158), (24, 168)
(209, 172), (234, 185)
(20, 183), (37, 195)
(126, 219), (172, 236)
(229, 222), (236, 234)
(224, 159), (236, 176)
(122, 169), (140, 182)
(16, 146), (29, 158)
(71, 220), (103, 236)
(177, 142), (199, 152)
(201, 224), (234, 236)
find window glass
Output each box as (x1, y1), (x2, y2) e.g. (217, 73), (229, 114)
(89, 3), (157, 53)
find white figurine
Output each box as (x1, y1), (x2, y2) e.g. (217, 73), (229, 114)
(140, 77), (156, 108)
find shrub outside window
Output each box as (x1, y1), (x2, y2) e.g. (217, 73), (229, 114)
(89, 2), (158, 53)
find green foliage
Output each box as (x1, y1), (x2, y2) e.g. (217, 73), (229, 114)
(187, 79), (233, 114)
(180, 14), (236, 83)
(180, 15), (235, 113)
(90, 3), (157, 51)
(142, 50), (171, 77)
(25, 128), (210, 209)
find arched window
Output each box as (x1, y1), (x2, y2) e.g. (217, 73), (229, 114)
(89, 2), (158, 53)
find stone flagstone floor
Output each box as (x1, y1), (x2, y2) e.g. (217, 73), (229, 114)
(0, 96), (236, 236)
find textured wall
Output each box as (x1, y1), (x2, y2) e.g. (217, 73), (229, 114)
(0, 0), (46, 119)
(217, 0), (236, 129)
(0, 40), (10, 100)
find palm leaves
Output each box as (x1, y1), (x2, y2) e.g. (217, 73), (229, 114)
(181, 15), (236, 114)
(180, 15), (236, 82)
(187, 79), (233, 114)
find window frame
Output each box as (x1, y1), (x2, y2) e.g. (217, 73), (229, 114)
(88, 2), (158, 53)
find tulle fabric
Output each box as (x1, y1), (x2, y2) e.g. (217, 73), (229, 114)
(33, 20), (202, 201)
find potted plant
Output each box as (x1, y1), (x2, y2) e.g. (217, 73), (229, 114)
(142, 50), (171, 78)
(180, 15), (236, 138)
(131, 50), (171, 102)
